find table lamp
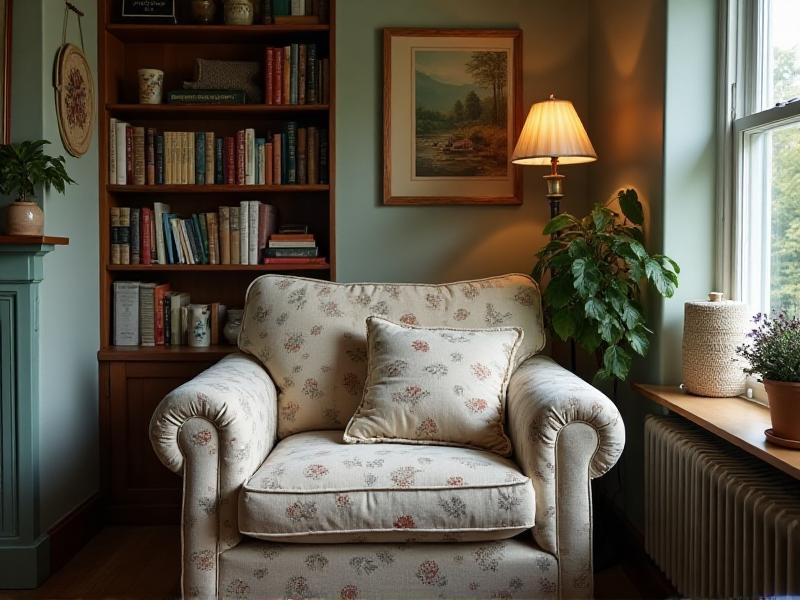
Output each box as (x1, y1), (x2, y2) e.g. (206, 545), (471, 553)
(511, 94), (597, 221)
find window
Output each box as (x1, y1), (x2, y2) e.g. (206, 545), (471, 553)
(722, 0), (800, 401)
(724, 0), (800, 316)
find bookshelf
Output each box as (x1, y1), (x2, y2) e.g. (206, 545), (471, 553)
(97, 0), (336, 523)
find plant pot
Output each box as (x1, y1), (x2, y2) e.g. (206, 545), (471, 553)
(6, 200), (44, 235)
(764, 379), (800, 441)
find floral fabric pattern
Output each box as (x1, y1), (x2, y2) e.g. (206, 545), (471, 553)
(218, 538), (558, 600)
(344, 317), (521, 455)
(238, 430), (534, 543)
(238, 274), (545, 438)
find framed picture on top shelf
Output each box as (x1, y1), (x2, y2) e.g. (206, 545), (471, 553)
(383, 28), (522, 205)
(121, 0), (176, 23)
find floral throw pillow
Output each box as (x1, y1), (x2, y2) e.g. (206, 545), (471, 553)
(343, 316), (523, 456)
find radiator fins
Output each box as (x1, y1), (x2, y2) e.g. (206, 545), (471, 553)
(645, 415), (800, 599)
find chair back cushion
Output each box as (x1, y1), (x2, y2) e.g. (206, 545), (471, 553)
(239, 274), (545, 438)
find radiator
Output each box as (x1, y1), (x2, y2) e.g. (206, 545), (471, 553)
(644, 415), (800, 599)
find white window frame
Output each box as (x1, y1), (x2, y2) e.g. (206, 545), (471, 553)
(718, 0), (800, 403)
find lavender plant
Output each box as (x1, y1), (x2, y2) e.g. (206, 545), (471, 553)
(737, 312), (800, 382)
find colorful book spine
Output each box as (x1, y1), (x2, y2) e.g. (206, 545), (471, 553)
(219, 206), (231, 265)
(155, 134), (164, 184)
(215, 138), (225, 184)
(130, 207), (141, 264)
(235, 130), (246, 185)
(119, 207), (131, 264)
(109, 118), (117, 184)
(225, 136), (235, 184)
(110, 207), (121, 264)
(290, 43), (299, 104)
(245, 128), (255, 185)
(146, 127), (156, 185)
(115, 121), (128, 185)
(298, 44), (307, 105)
(154, 283), (171, 345)
(248, 201), (259, 264)
(265, 47), (275, 104)
(297, 127), (307, 185)
(307, 44), (318, 104)
(239, 200), (249, 265)
(141, 207), (152, 265)
(230, 206), (241, 265)
(286, 121), (297, 184)
(195, 132), (206, 185)
(273, 47), (283, 105)
(205, 132), (215, 185)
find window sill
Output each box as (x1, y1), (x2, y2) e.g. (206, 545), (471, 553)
(633, 383), (800, 480)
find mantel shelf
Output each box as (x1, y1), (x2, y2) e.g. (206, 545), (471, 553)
(0, 235), (70, 246)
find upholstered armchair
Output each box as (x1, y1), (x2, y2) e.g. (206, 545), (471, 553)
(151, 274), (624, 600)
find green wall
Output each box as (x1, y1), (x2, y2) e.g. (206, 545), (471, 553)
(8, 0), (100, 531)
(336, 0), (591, 283)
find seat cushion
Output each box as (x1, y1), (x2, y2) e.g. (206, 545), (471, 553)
(239, 430), (535, 543)
(238, 274), (545, 438)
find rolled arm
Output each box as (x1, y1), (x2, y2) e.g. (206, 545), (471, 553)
(149, 352), (278, 600)
(507, 355), (624, 599)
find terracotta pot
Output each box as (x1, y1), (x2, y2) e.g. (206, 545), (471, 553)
(6, 200), (44, 235)
(764, 379), (800, 441)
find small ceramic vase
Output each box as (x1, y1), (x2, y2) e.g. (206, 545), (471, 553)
(188, 304), (211, 347)
(191, 0), (217, 23)
(137, 68), (165, 104)
(224, 0), (254, 25)
(223, 309), (244, 345)
(6, 200), (44, 235)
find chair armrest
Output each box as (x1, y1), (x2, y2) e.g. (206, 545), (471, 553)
(507, 355), (624, 598)
(149, 352), (278, 600)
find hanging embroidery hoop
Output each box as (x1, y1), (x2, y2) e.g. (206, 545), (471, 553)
(54, 2), (94, 157)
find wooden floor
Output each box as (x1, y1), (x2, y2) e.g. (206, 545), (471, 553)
(0, 526), (668, 599)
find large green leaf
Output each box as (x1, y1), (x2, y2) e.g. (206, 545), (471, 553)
(618, 188), (644, 225)
(592, 206), (615, 232)
(599, 315), (624, 344)
(620, 302), (642, 330)
(604, 344), (632, 380)
(552, 305), (580, 340)
(543, 272), (576, 309)
(572, 258), (601, 297)
(584, 297), (608, 322)
(626, 326), (650, 356)
(543, 213), (578, 235)
(645, 258), (675, 297)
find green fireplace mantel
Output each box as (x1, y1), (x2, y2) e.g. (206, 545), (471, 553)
(0, 237), (68, 588)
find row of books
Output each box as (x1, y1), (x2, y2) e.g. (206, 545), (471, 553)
(113, 281), (229, 347)
(263, 225), (324, 265)
(110, 202), (278, 266)
(263, 44), (330, 105)
(109, 122), (329, 186)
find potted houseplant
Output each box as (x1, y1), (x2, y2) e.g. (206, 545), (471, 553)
(533, 189), (680, 383)
(737, 312), (800, 442)
(0, 140), (75, 235)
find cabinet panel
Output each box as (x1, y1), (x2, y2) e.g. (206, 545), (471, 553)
(102, 360), (212, 524)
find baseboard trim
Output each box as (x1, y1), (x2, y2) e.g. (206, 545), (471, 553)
(47, 493), (102, 575)
(0, 535), (50, 589)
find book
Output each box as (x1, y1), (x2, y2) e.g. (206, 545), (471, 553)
(146, 128), (156, 185)
(307, 126), (318, 184)
(188, 131), (196, 185)
(239, 200), (249, 265)
(119, 207), (131, 264)
(245, 128), (256, 185)
(215, 138), (224, 184)
(195, 131), (205, 185)
(109, 118), (117, 183)
(110, 207), (121, 265)
(166, 89), (246, 104)
(224, 136), (235, 184)
(183, 219), (200, 264)
(265, 246), (319, 257)
(319, 129), (328, 183)
(156, 133), (165, 184)
(161, 212), (175, 264)
(248, 200), (259, 264)
(307, 44), (318, 104)
(113, 281), (140, 346)
(272, 133), (282, 184)
(154, 283), (171, 345)
(264, 257), (326, 264)
(206, 212), (219, 265)
(298, 44), (307, 105)
(273, 47), (283, 105)
(265, 47), (275, 104)
(269, 240), (316, 248)
(262, 0), (273, 23)
(256, 138), (266, 184)
(153, 201), (170, 264)
(130, 207), (141, 264)
(219, 206), (231, 264)
(139, 283), (157, 347)
(230, 206), (241, 264)
(258, 203), (275, 259)
(297, 127), (307, 184)
(205, 132), (215, 185)
(286, 122), (297, 184)
(133, 127), (145, 185)
(290, 44), (299, 104)
(270, 233), (314, 241)
(169, 292), (190, 346)
(170, 217), (185, 264)
(115, 121), (128, 184)
(265, 142), (274, 185)
(283, 45), (291, 106)
(273, 0), (289, 15)
(236, 130), (246, 185)
(141, 207), (152, 264)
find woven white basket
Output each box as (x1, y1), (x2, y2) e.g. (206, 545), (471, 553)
(682, 292), (748, 397)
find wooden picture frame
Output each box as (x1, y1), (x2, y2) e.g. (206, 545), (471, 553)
(383, 28), (522, 205)
(0, 0), (11, 144)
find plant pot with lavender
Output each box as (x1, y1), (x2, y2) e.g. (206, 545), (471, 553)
(737, 312), (800, 443)
(0, 140), (75, 235)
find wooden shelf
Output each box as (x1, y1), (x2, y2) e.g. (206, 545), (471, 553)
(107, 184), (329, 194)
(98, 344), (238, 362)
(107, 23), (330, 43)
(107, 262), (329, 272)
(106, 103), (330, 117)
(0, 235), (69, 246)
(634, 383), (800, 480)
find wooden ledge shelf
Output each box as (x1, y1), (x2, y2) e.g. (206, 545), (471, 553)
(107, 184), (329, 194)
(106, 103), (330, 117)
(107, 262), (329, 272)
(0, 235), (69, 246)
(98, 344), (237, 362)
(107, 23), (330, 43)
(634, 383), (800, 480)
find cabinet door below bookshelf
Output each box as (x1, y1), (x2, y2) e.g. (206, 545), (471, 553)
(101, 360), (213, 524)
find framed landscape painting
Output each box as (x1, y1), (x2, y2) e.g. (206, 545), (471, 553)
(384, 28), (522, 205)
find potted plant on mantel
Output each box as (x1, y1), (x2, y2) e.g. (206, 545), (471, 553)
(533, 189), (680, 384)
(737, 312), (800, 445)
(0, 140), (75, 236)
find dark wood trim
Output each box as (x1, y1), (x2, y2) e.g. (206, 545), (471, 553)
(98, 344), (237, 361)
(383, 28), (523, 206)
(0, 235), (70, 246)
(1, 0), (11, 144)
(47, 493), (103, 575)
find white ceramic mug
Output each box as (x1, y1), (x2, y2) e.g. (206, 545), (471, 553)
(138, 68), (164, 104)
(188, 304), (211, 347)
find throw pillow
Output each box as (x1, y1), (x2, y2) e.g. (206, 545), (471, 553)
(343, 316), (523, 456)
